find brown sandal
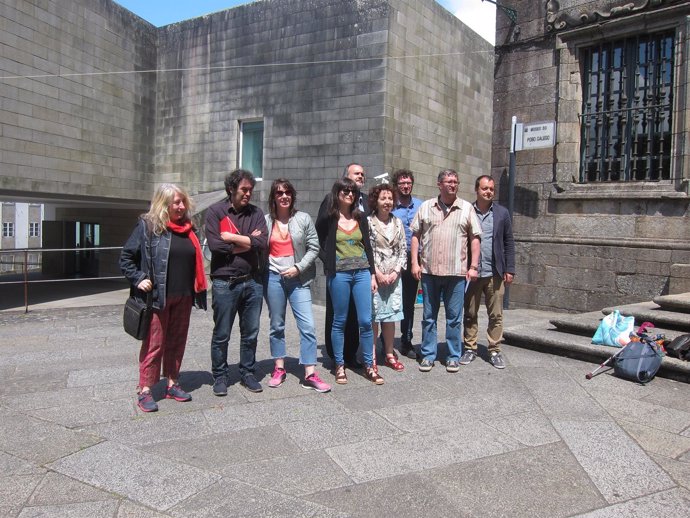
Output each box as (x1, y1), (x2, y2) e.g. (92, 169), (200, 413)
(335, 365), (348, 384)
(365, 366), (385, 385)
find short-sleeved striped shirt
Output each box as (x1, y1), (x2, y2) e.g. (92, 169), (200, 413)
(410, 196), (481, 277)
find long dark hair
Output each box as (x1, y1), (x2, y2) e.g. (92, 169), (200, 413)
(327, 177), (361, 220)
(268, 178), (297, 220)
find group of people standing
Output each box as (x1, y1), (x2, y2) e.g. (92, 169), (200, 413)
(119, 164), (515, 413)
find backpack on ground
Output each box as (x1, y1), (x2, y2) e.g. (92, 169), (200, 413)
(612, 334), (664, 384)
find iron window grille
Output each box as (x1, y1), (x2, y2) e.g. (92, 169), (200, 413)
(580, 31), (674, 182)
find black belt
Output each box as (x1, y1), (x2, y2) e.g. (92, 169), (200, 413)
(214, 273), (253, 284)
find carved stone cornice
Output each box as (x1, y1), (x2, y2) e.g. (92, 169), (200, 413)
(545, 0), (666, 31)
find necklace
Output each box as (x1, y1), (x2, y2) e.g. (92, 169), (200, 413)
(274, 220), (289, 240)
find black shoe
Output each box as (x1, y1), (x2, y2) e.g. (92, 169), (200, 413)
(241, 374), (263, 393)
(400, 341), (417, 359)
(213, 376), (228, 396)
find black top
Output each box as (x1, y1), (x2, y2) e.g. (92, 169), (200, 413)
(204, 199), (269, 279)
(166, 231), (195, 297)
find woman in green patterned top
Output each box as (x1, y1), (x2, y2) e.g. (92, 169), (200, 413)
(315, 177), (383, 385)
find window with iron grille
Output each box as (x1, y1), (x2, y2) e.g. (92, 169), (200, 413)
(581, 31), (674, 182)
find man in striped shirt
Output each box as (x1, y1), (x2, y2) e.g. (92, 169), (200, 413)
(410, 169), (481, 373)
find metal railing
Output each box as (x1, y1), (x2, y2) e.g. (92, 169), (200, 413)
(0, 246), (124, 313)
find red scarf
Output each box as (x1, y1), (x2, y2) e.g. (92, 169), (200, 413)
(166, 220), (207, 293)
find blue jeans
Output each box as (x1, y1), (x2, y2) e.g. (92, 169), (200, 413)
(211, 277), (263, 379)
(420, 274), (465, 362)
(264, 270), (317, 365)
(327, 269), (374, 367)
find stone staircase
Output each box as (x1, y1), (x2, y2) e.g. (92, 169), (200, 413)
(504, 293), (690, 383)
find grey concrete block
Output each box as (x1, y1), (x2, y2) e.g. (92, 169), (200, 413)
(0, 452), (45, 477)
(618, 420), (690, 459)
(116, 500), (174, 518)
(88, 411), (215, 447)
(17, 500), (120, 517)
(0, 474), (42, 516)
(67, 366), (135, 388)
(488, 411), (562, 447)
(422, 442), (606, 518)
(225, 451), (353, 496)
(48, 441), (220, 511)
(27, 472), (117, 506)
(331, 378), (450, 411)
(571, 487), (690, 517)
(553, 420), (674, 503)
(168, 478), (344, 518)
(280, 410), (400, 451)
(591, 391), (690, 435)
(202, 394), (348, 433)
(28, 398), (136, 428)
(0, 408), (101, 464)
(326, 421), (522, 483)
(143, 426), (302, 470)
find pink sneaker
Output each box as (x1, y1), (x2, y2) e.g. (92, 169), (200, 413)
(301, 372), (332, 393)
(268, 367), (287, 388)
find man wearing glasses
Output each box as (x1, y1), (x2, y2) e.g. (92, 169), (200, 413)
(317, 163), (369, 368)
(410, 169), (481, 373)
(391, 169), (422, 358)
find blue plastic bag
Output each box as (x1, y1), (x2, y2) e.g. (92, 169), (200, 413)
(592, 310), (634, 347)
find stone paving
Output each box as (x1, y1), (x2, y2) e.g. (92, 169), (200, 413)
(1, 300), (690, 517)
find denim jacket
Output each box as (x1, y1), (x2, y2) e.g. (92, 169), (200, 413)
(119, 218), (207, 311)
(265, 211), (319, 286)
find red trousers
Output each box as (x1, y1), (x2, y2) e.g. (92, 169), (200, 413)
(138, 295), (193, 389)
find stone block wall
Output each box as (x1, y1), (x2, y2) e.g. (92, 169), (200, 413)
(154, 0), (391, 217)
(0, 0), (157, 202)
(385, 0), (494, 200)
(494, 0), (690, 313)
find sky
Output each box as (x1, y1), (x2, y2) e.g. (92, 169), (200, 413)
(114, 0), (497, 45)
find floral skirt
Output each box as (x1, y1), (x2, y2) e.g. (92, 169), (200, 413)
(372, 277), (403, 322)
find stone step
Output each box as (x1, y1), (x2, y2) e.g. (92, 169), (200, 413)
(549, 311), (685, 341)
(602, 301), (690, 330)
(504, 322), (690, 383)
(652, 292), (690, 313)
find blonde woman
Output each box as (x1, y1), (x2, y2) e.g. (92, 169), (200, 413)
(120, 184), (207, 412)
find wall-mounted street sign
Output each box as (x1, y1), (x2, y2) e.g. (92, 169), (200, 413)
(514, 121), (556, 151)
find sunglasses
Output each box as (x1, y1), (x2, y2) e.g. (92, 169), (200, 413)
(341, 188), (356, 195)
(275, 190), (291, 197)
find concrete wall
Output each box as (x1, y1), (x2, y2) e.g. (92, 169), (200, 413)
(385, 0), (494, 200)
(493, 0), (690, 312)
(155, 0), (392, 217)
(0, 0), (157, 202)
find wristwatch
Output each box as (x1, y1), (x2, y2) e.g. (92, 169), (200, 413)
(469, 265), (478, 271)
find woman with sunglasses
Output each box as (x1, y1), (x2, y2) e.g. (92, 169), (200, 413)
(264, 179), (331, 392)
(315, 177), (383, 385)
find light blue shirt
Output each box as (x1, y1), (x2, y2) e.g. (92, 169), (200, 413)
(392, 196), (422, 251)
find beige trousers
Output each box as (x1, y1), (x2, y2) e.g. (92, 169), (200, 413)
(463, 275), (505, 353)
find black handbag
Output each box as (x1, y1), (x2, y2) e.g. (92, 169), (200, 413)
(123, 292), (153, 340)
(123, 222), (154, 340)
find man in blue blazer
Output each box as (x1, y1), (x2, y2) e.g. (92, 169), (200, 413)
(461, 175), (515, 369)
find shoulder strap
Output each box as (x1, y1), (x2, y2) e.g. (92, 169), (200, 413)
(142, 219), (153, 309)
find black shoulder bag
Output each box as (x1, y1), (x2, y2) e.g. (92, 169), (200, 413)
(123, 222), (154, 340)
